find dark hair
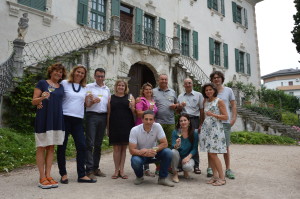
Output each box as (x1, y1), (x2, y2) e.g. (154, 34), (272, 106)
(210, 71), (225, 83)
(139, 82), (153, 97)
(202, 83), (218, 98)
(94, 68), (106, 75)
(176, 113), (194, 144)
(142, 110), (155, 118)
(47, 63), (67, 83)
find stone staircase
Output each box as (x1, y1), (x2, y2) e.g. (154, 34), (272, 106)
(237, 105), (300, 140)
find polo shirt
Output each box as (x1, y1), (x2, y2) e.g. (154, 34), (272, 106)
(129, 123), (166, 150)
(85, 82), (111, 113)
(153, 87), (177, 124)
(178, 90), (204, 117)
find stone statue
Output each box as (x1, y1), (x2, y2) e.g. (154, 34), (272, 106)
(17, 13), (29, 40)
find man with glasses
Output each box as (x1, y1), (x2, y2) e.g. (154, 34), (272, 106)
(85, 68), (111, 179)
(177, 78), (204, 174)
(206, 71), (237, 179)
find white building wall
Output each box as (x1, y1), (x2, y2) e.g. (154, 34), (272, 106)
(264, 78), (300, 89)
(0, 0), (262, 89)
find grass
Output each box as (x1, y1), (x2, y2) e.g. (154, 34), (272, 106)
(231, 131), (298, 145)
(0, 128), (111, 172)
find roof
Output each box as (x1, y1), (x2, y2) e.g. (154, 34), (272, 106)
(261, 68), (300, 79)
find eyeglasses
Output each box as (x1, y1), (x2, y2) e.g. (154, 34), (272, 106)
(213, 76), (221, 80)
(184, 82), (192, 85)
(95, 75), (105, 78)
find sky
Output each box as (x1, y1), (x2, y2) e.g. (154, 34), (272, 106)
(256, 0), (300, 76)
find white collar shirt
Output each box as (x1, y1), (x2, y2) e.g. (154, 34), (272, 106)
(85, 82), (111, 113)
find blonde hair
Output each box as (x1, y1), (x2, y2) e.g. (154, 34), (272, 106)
(67, 64), (87, 87)
(114, 79), (129, 95)
(139, 82), (153, 97)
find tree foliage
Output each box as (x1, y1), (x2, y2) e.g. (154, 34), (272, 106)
(292, 0), (300, 53)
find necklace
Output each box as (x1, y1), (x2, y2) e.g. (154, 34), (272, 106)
(72, 83), (81, 93)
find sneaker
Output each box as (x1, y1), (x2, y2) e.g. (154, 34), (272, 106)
(225, 169), (235, 179)
(134, 177), (144, 185)
(207, 168), (213, 177)
(158, 178), (175, 187)
(94, 169), (106, 177)
(38, 177), (52, 189)
(87, 172), (97, 180)
(47, 177), (58, 188)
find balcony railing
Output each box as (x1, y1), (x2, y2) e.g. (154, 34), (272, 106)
(0, 51), (14, 95)
(23, 26), (110, 66)
(119, 21), (173, 54)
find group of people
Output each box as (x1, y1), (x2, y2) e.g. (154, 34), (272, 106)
(32, 62), (236, 189)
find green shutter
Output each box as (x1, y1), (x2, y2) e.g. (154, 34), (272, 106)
(135, 8), (143, 43)
(235, 48), (240, 72)
(244, 8), (248, 28)
(193, 31), (199, 60)
(159, 18), (166, 51)
(111, 0), (120, 16)
(232, 2), (237, 23)
(223, 43), (228, 69)
(18, 0), (46, 11)
(209, 37), (214, 65)
(207, 0), (212, 9)
(77, 0), (88, 25)
(221, 0), (225, 16)
(246, 53), (251, 75)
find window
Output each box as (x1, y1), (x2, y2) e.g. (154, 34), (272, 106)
(207, 0), (225, 16)
(289, 81), (293, 86)
(18, 0), (46, 11)
(235, 48), (250, 75)
(144, 15), (155, 46)
(232, 1), (248, 28)
(289, 92), (294, 96)
(90, 0), (106, 31)
(209, 38), (228, 68)
(281, 82), (283, 86)
(181, 29), (190, 56)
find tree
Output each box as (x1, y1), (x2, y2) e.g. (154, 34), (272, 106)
(292, 0), (300, 53)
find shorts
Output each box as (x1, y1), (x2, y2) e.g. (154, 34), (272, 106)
(223, 123), (231, 147)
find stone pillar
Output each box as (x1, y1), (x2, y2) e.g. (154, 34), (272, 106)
(171, 36), (180, 55)
(110, 15), (120, 38)
(12, 39), (25, 79)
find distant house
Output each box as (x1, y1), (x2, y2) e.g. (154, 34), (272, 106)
(261, 68), (300, 98)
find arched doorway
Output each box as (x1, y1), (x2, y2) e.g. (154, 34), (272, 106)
(128, 63), (156, 98)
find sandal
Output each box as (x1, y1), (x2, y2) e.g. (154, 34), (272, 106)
(47, 177), (58, 188)
(212, 179), (226, 186)
(194, 167), (201, 174)
(120, 175), (128, 179)
(206, 177), (218, 184)
(144, 170), (155, 177)
(38, 177), (52, 189)
(111, 175), (119, 179)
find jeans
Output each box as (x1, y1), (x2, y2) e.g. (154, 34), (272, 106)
(85, 112), (107, 173)
(190, 116), (200, 169)
(131, 148), (172, 178)
(57, 115), (87, 178)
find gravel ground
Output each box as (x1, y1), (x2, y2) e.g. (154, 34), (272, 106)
(0, 144), (300, 199)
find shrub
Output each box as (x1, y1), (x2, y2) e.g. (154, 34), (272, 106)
(231, 131), (297, 145)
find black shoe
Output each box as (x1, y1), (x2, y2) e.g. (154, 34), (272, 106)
(60, 178), (69, 184)
(77, 178), (97, 183)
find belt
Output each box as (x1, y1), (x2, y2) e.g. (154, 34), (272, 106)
(189, 115), (199, 119)
(86, 112), (107, 115)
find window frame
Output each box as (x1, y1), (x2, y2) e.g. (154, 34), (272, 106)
(143, 14), (155, 47)
(90, 0), (106, 31)
(181, 28), (190, 56)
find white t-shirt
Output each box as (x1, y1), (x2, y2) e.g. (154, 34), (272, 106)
(217, 86), (235, 123)
(61, 80), (86, 119)
(129, 123), (166, 150)
(85, 82), (111, 113)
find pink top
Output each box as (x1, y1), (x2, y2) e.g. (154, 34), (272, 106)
(135, 97), (158, 125)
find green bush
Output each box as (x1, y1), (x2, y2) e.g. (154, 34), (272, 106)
(231, 131), (297, 145)
(0, 128), (111, 172)
(282, 111), (300, 126)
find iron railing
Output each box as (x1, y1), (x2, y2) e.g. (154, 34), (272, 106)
(23, 26), (110, 66)
(178, 55), (210, 85)
(119, 21), (173, 54)
(0, 51), (14, 95)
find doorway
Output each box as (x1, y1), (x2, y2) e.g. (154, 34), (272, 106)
(128, 63), (156, 98)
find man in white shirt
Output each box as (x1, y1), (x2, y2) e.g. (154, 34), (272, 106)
(85, 68), (111, 179)
(129, 110), (174, 187)
(177, 78), (204, 174)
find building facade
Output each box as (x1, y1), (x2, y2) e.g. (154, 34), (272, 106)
(261, 68), (300, 98)
(1, 0), (262, 97)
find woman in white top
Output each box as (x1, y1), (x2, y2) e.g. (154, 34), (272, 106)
(57, 65), (96, 183)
